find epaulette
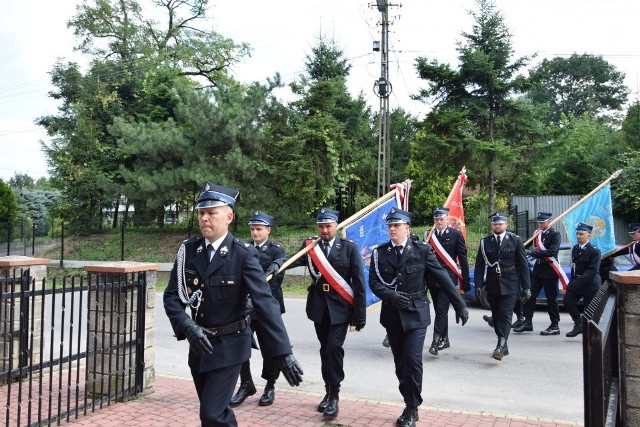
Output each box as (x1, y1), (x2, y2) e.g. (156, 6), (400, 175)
(342, 238), (358, 247)
(268, 240), (282, 248)
(183, 236), (202, 245)
(233, 237), (252, 251)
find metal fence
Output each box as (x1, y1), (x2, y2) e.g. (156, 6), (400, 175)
(1, 267), (148, 426)
(582, 281), (620, 426)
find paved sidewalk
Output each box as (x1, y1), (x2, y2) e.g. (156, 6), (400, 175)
(64, 374), (581, 426)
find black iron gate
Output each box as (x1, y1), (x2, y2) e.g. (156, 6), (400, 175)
(1, 267), (147, 426)
(582, 281), (620, 426)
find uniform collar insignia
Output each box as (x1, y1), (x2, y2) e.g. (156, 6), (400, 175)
(197, 245), (203, 253)
(220, 246), (229, 256)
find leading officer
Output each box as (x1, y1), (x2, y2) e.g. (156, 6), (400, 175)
(163, 183), (303, 426)
(474, 213), (531, 361)
(369, 207), (469, 427)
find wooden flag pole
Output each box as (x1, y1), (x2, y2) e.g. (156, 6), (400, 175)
(266, 188), (398, 281)
(523, 169), (623, 247)
(603, 241), (633, 260)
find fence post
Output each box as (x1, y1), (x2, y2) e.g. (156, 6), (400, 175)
(60, 221), (64, 268)
(120, 221), (125, 261)
(84, 261), (160, 397)
(0, 255), (49, 383)
(610, 270), (640, 426)
(31, 223), (37, 255)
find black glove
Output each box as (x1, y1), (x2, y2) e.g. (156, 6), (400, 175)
(456, 308), (469, 326)
(353, 318), (366, 331)
(275, 353), (303, 386)
(183, 321), (213, 356)
(519, 288), (532, 304)
(265, 262), (280, 279)
(389, 292), (410, 309)
(475, 283), (484, 299)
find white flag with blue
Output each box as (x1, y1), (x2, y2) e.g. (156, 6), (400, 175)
(561, 184), (616, 257)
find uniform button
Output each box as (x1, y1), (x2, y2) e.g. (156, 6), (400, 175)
(198, 313), (203, 318)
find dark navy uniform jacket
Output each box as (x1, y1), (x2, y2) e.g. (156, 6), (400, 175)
(430, 227), (469, 290)
(163, 233), (292, 373)
(474, 232), (531, 296)
(569, 242), (601, 294)
(528, 227), (561, 279)
(289, 237), (366, 326)
(369, 239), (466, 332)
(254, 239), (286, 314)
(631, 241), (640, 271)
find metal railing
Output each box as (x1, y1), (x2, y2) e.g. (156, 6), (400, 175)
(1, 267), (147, 426)
(582, 281), (620, 426)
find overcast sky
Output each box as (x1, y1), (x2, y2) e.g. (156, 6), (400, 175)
(1, 0), (639, 182)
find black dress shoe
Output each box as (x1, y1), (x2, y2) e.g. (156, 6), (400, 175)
(540, 323), (560, 336)
(428, 340), (439, 356)
(566, 324), (583, 337)
(396, 406), (419, 426)
(258, 385), (275, 406)
(323, 398), (339, 419)
(438, 336), (450, 350)
(511, 317), (525, 329)
(317, 394), (329, 412)
(382, 334), (390, 348)
(482, 315), (494, 328)
(229, 381), (256, 407)
(492, 338), (508, 361)
(513, 320), (533, 333)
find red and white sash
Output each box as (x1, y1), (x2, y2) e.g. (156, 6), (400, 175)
(630, 242), (640, 266)
(306, 239), (354, 305)
(428, 232), (463, 291)
(535, 232), (570, 293)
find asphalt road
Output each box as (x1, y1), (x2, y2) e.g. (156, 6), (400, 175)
(155, 295), (583, 424)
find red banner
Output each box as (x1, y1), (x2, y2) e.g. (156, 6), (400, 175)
(444, 169), (468, 241)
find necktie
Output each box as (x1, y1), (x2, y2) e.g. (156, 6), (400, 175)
(322, 241), (330, 257)
(207, 244), (214, 263)
(496, 235), (501, 246)
(394, 245), (403, 262)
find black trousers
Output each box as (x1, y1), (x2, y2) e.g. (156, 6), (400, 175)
(385, 309), (427, 407)
(314, 311), (349, 387)
(563, 287), (596, 323)
(191, 362), (242, 426)
(523, 275), (560, 324)
(430, 269), (459, 339)
(239, 318), (278, 381)
(487, 292), (518, 340)
(430, 285), (450, 339)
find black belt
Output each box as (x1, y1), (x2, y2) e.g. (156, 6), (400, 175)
(494, 266), (517, 272)
(202, 315), (250, 337)
(405, 290), (427, 300)
(315, 281), (332, 292)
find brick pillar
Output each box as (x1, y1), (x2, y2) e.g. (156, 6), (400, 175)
(611, 270), (640, 426)
(0, 256), (49, 383)
(84, 261), (159, 397)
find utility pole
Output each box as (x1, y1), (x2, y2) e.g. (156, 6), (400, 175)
(372, 0), (400, 198)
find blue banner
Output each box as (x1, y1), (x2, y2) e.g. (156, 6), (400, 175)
(343, 197), (398, 306)
(561, 184), (616, 257)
